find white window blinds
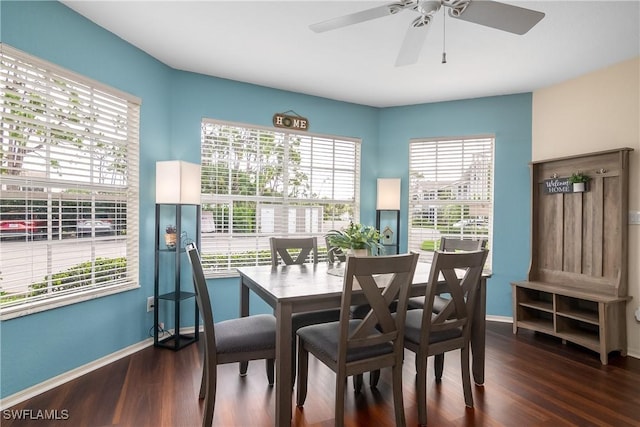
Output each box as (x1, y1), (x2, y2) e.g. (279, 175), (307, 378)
(200, 119), (361, 275)
(408, 136), (493, 267)
(0, 44), (140, 319)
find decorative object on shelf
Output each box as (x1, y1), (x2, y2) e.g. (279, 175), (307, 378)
(376, 178), (401, 255)
(325, 222), (383, 256)
(165, 224), (177, 249)
(180, 231), (194, 249)
(569, 171), (591, 192)
(382, 226), (394, 245)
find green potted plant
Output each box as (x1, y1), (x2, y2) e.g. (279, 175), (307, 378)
(325, 222), (383, 257)
(569, 171), (590, 192)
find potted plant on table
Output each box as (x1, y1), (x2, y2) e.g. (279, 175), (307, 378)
(325, 222), (383, 258)
(569, 171), (590, 192)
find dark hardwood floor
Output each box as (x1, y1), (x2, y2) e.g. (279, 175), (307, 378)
(4, 322), (640, 426)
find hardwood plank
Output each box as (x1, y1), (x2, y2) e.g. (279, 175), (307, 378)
(4, 322), (639, 426)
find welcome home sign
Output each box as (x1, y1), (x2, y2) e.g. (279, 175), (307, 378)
(543, 177), (572, 194)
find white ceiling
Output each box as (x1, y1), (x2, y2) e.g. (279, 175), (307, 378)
(61, 0), (640, 108)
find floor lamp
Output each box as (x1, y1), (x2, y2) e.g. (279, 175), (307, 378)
(376, 178), (401, 255)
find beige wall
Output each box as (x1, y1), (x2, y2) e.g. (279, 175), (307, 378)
(532, 57), (640, 358)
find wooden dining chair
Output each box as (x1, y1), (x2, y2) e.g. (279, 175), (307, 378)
(404, 249), (488, 427)
(295, 253), (419, 427)
(270, 236), (319, 266)
(408, 237), (487, 380)
(185, 243), (276, 427)
(269, 237), (341, 384)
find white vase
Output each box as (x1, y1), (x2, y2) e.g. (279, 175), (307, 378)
(348, 248), (369, 257)
(573, 182), (585, 192)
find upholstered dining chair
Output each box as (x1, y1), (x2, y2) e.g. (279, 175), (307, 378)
(407, 237), (487, 381)
(185, 243), (276, 427)
(269, 237), (342, 384)
(404, 249), (488, 427)
(295, 253), (420, 427)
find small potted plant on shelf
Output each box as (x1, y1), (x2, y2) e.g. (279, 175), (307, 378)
(325, 222), (383, 257)
(165, 225), (177, 249)
(569, 171), (591, 193)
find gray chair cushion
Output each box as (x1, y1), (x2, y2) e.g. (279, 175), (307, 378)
(297, 319), (394, 363)
(215, 314), (276, 354)
(403, 309), (462, 346)
(407, 294), (449, 312)
(292, 309), (341, 331)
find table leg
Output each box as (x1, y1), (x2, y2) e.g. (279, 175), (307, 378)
(239, 278), (250, 375)
(471, 277), (487, 385)
(275, 302), (293, 427)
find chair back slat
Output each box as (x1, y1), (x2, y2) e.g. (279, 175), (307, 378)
(270, 237), (318, 266)
(440, 237), (487, 252)
(420, 250), (488, 344)
(339, 253), (419, 356)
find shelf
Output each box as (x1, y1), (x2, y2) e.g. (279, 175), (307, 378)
(154, 203), (200, 351)
(517, 319), (554, 335)
(556, 308), (599, 325)
(519, 301), (553, 313)
(158, 291), (197, 301)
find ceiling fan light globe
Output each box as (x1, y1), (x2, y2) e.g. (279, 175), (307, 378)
(417, 0), (442, 16)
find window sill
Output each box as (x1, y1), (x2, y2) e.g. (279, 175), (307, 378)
(0, 283), (140, 321)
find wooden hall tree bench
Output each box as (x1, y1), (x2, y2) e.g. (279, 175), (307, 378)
(512, 148), (633, 365)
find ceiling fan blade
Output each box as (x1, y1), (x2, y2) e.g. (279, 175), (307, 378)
(310, 4), (400, 33)
(395, 23), (430, 67)
(452, 0), (545, 35)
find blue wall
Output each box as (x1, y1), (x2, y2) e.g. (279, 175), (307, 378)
(379, 97), (532, 316)
(0, 1), (530, 399)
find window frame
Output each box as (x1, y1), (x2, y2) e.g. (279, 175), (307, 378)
(200, 118), (361, 278)
(408, 135), (494, 268)
(0, 44), (141, 320)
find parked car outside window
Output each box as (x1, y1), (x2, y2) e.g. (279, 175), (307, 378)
(76, 220), (115, 237)
(0, 212), (48, 240)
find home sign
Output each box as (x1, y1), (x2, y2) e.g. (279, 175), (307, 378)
(543, 178), (572, 194)
(273, 113), (309, 131)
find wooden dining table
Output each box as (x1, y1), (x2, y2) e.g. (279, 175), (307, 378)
(237, 261), (490, 427)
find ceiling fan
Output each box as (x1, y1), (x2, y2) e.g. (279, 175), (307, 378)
(310, 0), (545, 66)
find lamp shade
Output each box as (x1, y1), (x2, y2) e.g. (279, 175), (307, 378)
(156, 160), (201, 205)
(376, 178), (401, 210)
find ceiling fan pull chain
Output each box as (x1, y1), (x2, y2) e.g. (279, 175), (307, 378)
(442, 6), (447, 63)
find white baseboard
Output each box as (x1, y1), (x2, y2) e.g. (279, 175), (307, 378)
(0, 338), (154, 410)
(486, 315), (513, 323)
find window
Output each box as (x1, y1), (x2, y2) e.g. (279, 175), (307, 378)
(408, 136), (493, 267)
(200, 119), (360, 276)
(0, 44), (140, 319)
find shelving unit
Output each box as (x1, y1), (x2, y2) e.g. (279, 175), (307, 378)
(512, 148), (633, 364)
(376, 209), (399, 255)
(154, 203), (201, 350)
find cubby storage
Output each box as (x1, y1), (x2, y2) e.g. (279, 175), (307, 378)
(512, 148), (633, 364)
